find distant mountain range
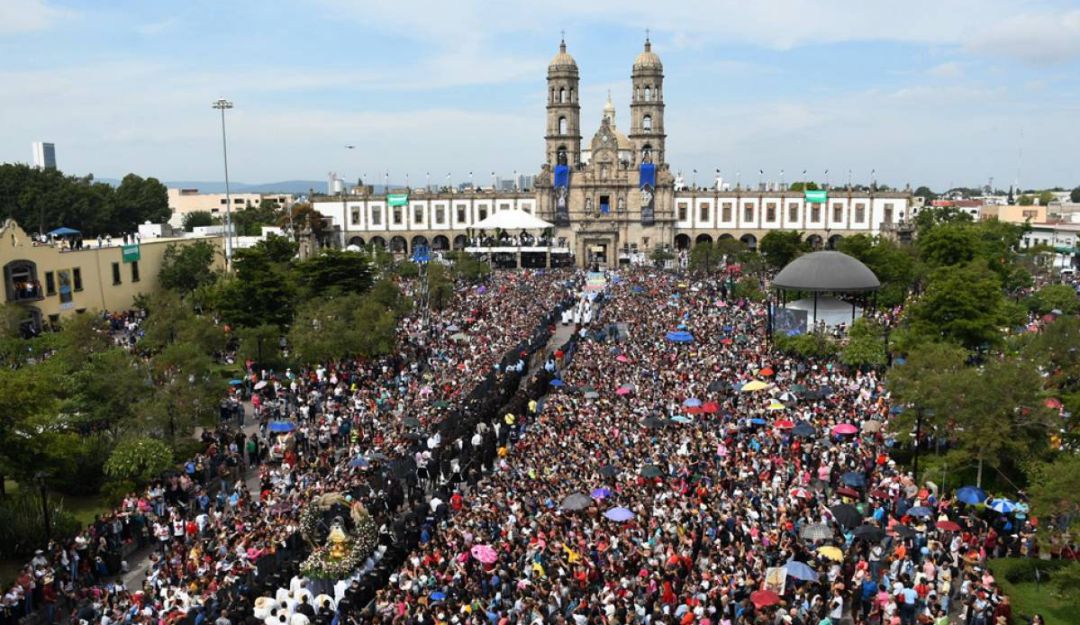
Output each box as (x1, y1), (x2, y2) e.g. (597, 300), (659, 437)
(97, 178), (333, 195)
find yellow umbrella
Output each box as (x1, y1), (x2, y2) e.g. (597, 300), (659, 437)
(741, 380), (769, 392)
(817, 546), (844, 562)
(767, 400), (786, 411)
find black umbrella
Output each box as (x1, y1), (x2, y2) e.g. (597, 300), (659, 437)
(402, 417), (421, 428)
(891, 525), (917, 539)
(404, 432), (427, 441)
(560, 493), (592, 512)
(793, 422), (817, 438)
(853, 524), (886, 542)
(388, 457), (417, 479)
(707, 380), (726, 393)
(640, 464), (663, 478)
(643, 417), (667, 429)
(842, 472), (867, 488)
(366, 451), (390, 461)
(599, 465), (619, 478)
(829, 504), (862, 529)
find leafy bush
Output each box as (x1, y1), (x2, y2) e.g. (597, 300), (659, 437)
(774, 332), (838, 358)
(0, 491), (80, 558)
(103, 436), (175, 484)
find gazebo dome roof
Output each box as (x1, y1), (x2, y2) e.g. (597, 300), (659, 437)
(772, 251), (880, 292)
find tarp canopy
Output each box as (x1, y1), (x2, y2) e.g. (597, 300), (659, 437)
(48, 227), (81, 236)
(473, 209), (553, 231)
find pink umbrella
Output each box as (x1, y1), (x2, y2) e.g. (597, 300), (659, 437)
(616, 386), (632, 396)
(470, 544), (498, 564)
(616, 354), (630, 363)
(832, 423), (859, 435)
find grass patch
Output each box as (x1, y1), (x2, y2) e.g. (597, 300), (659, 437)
(988, 558), (1077, 625)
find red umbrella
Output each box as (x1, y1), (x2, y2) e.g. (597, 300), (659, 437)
(870, 489), (890, 499)
(702, 402), (720, 414)
(774, 419), (795, 429)
(685, 406), (704, 415)
(1045, 398), (1062, 409)
(791, 487), (812, 499)
(837, 486), (860, 498)
(760, 367), (775, 377)
(750, 589), (781, 608)
(720, 338), (734, 345)
(936, 520), (961, 532)
(615, 354), (630, 363)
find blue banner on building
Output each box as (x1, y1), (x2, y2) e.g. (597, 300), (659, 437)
(553, 164), (570, 227)
(639, 162), (656, 226)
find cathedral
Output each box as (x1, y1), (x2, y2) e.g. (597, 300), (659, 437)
(312, 38), (913, 268)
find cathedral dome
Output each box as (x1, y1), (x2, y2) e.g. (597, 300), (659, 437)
(549, 40), (578, 71)
(633, 39), (662, 71)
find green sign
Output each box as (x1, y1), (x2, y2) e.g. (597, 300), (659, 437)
(804, 190), (828, 203)
(387, 193), (409, 207)
(122, 244), (140, 263)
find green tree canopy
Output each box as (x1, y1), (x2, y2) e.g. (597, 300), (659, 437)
(288, 292), (401, 364)
(1018, 194), (1035, 206)
(1038, 190), (1055, 206)
(787, 181), (819, 191)
(839, 318), (887, 368)
(215, 237), (297, 328)
(758, 230), (809, 271)
(1071, 186), (1080, 203)
(233, 199), (283, 236)
(905, 260), (1019, 350)
(103, 436), (174, 484)
(913, 186), (937, 201)
(688, 242), (724, 274)
(182, 211), (215, 231)
(836, 235), (915, 308)
(294, 249), (373, 297)
(158, 240), (218, 297)
(1029, 284), (1080, 315)
(109, 173), (169, 232)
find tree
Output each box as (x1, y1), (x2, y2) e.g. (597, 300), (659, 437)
(913, 186), (937, 201)
(788, 181), (819, 192)
(1018, 194), (1035, 206)
(287, 293), (400, 364)
(182, 211), (215, 231)
(918, 223), (980, 268)
(836, 235), (915, 308)
(236, 324), (289, 371)
(447, 252), (491, 282)
(905, 260), (1016, 350)
(427, 263), (455, 311)
(1029, 284), (1080, 315)
(215, 237), (297, 328)
(103, 436), (174, 484)
(1071, 186), (1080, 203)
(839, 318), (887, 368)
(733, 276), (764, 302)
(109, 173), (169, 232)
(913, 206), (973, 236)
(233, 199), (283, 236)
(1026, 453), (1080, 533)
(138, 342), (224, 444)
(688, 242), (723, 273)
(1038, 190), (1055, 206)
(294, 249), (373, 297)
(758, 231), (809, 271)
(140, 290), (224, 356)
(279, 203), (328, 244)
(158, 240), (218, 297)
(714, 237), (746, 259)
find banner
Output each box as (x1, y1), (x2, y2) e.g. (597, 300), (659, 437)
(804, 189), (827, 203)
(122, 244), (141, 263)
(639, 163), (656, 226)
(553, 164), (570, 227)
(764, 567), (787, 595)
(387, 193), (409, 207)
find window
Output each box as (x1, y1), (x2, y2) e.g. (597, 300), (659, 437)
(644, 86), (652, 101)
(500, 203), (510, 211)
(558, 116), (567, 135)
(413, 205), (424, 224)
(234, 198), (244, 204)
(643, 114), (652, 131)
(371, 207), (382, 226)
(73, 268), (82, 291)
(855, 203), (866, 223)
(766, 202), (777, 222)
(435, 206), (446, 224)
(832, 203), (843, 222)
(58, 271), (72, 305)
(743, 203), (754, 223)
(722, 202), (732, 222)
(220, 199), (227, 205)
(131, 261), (140, 283)
(351, 208), (361, 225)
(393, 208), (402, 225)
(699, 203), (710, 222)
(45, 271), (55, 296)
(884, 206), (894, 224)
(456, 206), (466, 223)
(560, 87), (566, 103)
(643, 237), (650, 248)
(788, 203), (799, 222)
(1022, 209), (1037, 219)
(677, 203), (688, 221)
(111, 262), (121, 285)
(478, 208), (488, 221)
(811, 204), (821, 222)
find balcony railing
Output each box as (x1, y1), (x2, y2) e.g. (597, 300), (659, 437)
(8, 280), (44, 302)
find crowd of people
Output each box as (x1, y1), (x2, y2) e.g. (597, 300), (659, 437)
(370, 270), (1043, 625)
(3, 265), (1059, 625)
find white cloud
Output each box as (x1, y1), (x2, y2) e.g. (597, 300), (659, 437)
(928, 61), (964, 79)
(968, 9), (1080, 64)
(0, 0), (70, 34)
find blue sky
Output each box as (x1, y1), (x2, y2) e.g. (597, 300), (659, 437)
(2, 0), (1080, 191)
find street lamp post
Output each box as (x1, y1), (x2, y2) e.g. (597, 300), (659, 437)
(35, 471), (50, 542)
(212, 99), (234, 269)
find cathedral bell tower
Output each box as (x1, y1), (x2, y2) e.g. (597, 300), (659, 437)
(629, 35), (665, 165)
(545, 38), (582, 168)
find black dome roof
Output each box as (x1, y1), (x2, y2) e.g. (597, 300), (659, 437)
(773, 251), (880, 292)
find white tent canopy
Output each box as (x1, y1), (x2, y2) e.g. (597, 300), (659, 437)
(473, 209), (553, 231)
(785, 295), (863, 328)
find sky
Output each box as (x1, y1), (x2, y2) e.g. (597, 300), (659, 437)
(2, 0), (1080, 191)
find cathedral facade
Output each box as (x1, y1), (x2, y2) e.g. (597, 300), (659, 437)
(312, 39), (914, 267)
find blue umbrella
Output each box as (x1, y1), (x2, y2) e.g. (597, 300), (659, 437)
(683, 398), (702, 407)
(665, 331), (694, 343)
(793, 422), (816, 438)
(672, 415), (692, 424)
(268, 421), (296, 433)
(47, 226), (81, 236)
(430, 592), (446, 601)
(907, 506), (933, 518)
(750, 418), (767, 425)
(549, 379), (565, 387)
(631, 286), (645, 293)
(677, 323), (688, 330)
(842, 472), (867, 488)
(785, 560), (819, 582)
(955, 486), (986, 506)
(349, 456), (370, 469)
(989, 499), (1015, 514)
(889, 405), (905, 415)
(604, 507), (635, 522)
(229, 379), (245, 386)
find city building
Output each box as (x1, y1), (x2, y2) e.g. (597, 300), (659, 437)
(32, 141), (56, 170)
(1, 219), (224, 332)
(311, 38), (914, 267)
(979, 204), (1046, 224)
(166, 188), (295, 229)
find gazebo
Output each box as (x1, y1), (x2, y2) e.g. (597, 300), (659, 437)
(770, 251), (880, 334)
(464, 209), (569, 268)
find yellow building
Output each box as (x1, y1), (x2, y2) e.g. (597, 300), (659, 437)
(978, 204), (1046, 224)
(1, 220), (223, 331)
